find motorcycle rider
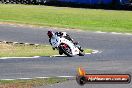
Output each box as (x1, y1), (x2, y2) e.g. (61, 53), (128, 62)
(55, 31), (75, 43)
(47, 31), (83, 55)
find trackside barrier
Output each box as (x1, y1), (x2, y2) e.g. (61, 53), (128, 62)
(0, 40), (40, 46)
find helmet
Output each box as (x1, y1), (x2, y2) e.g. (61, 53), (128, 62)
(47, 31), (54, 38)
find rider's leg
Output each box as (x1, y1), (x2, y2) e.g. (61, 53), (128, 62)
(64, 35), (79, 45)
(64, 34), (73, 42)
(64, 35), (83, 51)
(76, 45), (84, 52)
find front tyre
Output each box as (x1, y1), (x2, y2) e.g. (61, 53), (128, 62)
(60, 44), (73, 57)
(59, 50), (63, 55)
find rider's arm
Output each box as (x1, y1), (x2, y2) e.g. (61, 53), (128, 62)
(55, 32), (63, 37)
(56, 32), (73, 42)
(49, 39), (55, 50)
(49, 39), (52, 45)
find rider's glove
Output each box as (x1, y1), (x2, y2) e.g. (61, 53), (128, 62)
(52, 47), (55, 50)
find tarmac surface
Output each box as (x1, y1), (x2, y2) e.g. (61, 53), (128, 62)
(0, 24), (132, 88)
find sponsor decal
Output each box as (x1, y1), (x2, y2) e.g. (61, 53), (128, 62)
(76, 67), (131, 85)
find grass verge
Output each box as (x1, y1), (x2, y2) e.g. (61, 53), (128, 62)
(0, 43), (58, 57)
(0, 4), (132, 33)
(0, 78), (67, 88)
(0, 43), (92, 57)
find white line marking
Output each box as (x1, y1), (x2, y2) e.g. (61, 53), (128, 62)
(0, 56), (40, 59)
(1, 79), (15, 80)
(35, 77), (51, 79)
(96, 31), (107, 33)
(25, 43), (29, 45)
(33, 56), (40, 58)
(111, 32), (122, 35)
(50, 55), (66, 57)
(95, 31), (132, 36)
(125, 33), (132, 35)
(57, 76), (75, 78)
(13, 42), (19, 44)
(3, 41), (7, 43)
(18, 78), (32, 80)
(0, 76), (75, 80)
(92, 50), (101, 54)
(35, 44), (39, 46)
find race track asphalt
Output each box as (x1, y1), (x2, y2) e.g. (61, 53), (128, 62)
(0, 24), (132, 88)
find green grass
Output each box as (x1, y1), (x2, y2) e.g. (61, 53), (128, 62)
(0, 4), (132, 33)
(0, 78), (67, 88)
(0, 43), (92, 57)
(0, 43), (58, 57)
(84, 49), (92, 54)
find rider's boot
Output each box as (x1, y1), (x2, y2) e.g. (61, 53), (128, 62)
(76, 44), (84, 52)
(79, 47), (84, 52)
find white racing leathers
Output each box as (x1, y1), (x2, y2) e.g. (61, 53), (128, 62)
(50, 35), (83, 56)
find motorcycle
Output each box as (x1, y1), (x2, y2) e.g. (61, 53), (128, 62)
(50, 35), (85, 57)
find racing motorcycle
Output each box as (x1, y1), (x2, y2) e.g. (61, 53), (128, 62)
(50, 35), (85, 57)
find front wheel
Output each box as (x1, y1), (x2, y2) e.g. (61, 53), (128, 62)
(59, 44), (73, 57)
